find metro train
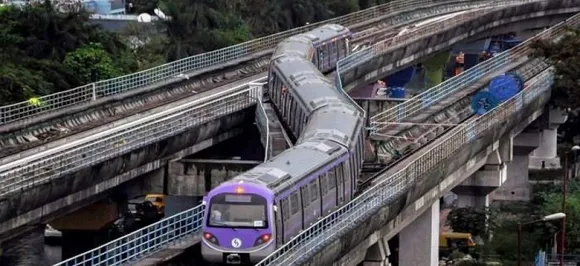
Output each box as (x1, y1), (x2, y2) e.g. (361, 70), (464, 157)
(201, 23), (364, 264)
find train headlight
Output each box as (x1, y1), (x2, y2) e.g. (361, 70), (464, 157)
(254, 234), (271, 246)
(203, 232), (219, 245)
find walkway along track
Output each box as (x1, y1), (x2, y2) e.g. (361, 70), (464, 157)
(0, 0), (512, 160)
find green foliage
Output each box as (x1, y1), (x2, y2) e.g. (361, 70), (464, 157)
(540, 190), (580, 253)
(0, 0), (392, 104)
(0, 0), (137, 104)
(64, 43), (123, 83)
(447, 207), (498, 239)
(531, 27), (580, 110)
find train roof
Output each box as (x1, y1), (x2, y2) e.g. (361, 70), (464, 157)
(300, 24), (351, 45)
(272, 35), (314, 60)
(233, 139), (348, 194)
(298, 103), (364, 149)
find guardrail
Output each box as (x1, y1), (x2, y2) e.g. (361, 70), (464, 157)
(256, 13), (580, 265)
(54, 204), (205, 266)
(0, 0), (500, 196)
(338, 0), (554, 134)
(0, 78), (265, 198)
(0, 0), (472, 126)
(257, 58), (556, 266)
(335, 0), (536, 92)
(254, 82), (271, 162)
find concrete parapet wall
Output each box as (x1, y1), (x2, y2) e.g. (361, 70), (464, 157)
(299, 78), (550, 265)
(0, 107), (254, 239)
(341, 0), (580, 92)
(167, 159), (259, 196)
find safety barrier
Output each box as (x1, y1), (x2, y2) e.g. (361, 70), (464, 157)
(258, 59), (555, 266)
(54, 204), (205, 266)
(342, 0), (564, 135)
(0, 0), (501, 200)
(256, 13), (580, 265)
(254, 81), (272, 161)
(0, 0), (472, 126)
(334, 0), (538, 94)
(0, 79), (265, 197)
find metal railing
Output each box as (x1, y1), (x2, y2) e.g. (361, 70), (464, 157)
(256, 59), (556, 266)
(0, 79), (265, 198)
(361, 0), (563, 134)
(0, 0), (470, 126)
(254, 82), (271, 162)
(0, 0), (498, 196)
(54, 204), (205, 266)
(335, 0), (531, 91)
(256, 13), (580, 265)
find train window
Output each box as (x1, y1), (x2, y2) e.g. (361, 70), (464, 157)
(290, 192), (300, 214)
(327, 169), (336, 189)
(310, 180), (319, 201)
(281, 198), (290, 221)
(301, 186), (310, 206)
(207, 193), (268, 228)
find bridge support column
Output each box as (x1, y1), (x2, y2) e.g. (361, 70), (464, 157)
(423, 50), (451, 89)
(453, 149), (507, 208)
(529, 108), (567, 169)
(399, 200), (439, 266)
(0, 225), (47, 266)
(362, 234), (391, 266)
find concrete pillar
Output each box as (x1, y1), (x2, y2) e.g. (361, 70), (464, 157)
(362, 235), (391, 266)
(423, 51), (451, 88)
(453, 149), (507, 207)
(61, 229), (109, 260)
(456, 194), (489, 208)
(399, 200), (439, 266)
(492, 154), (531, 201)
(529, 108), (568, 170)
(0, 225), (48, 266)
(529, 128), (560, 169)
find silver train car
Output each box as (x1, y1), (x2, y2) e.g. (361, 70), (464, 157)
(268, 56), (348, 139)
(202, 23), (364, 264)
(271, 24), (351, 74)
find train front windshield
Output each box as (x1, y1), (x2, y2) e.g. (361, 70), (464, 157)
(208, 193), (268, 228)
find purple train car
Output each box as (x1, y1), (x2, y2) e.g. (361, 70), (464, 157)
(201, 23), (365, 265)
(201, 181), (276, 264)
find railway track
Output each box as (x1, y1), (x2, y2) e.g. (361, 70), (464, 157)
(357, 57), (550, 191)
(0, 10), (464, 163)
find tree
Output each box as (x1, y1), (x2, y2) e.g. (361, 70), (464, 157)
(540, 191), (580, 253)
(0, 0), (138, 104)
(531, 28), (580, 110)
(63, 43), (123, 84)
(446, 207), (497, 239)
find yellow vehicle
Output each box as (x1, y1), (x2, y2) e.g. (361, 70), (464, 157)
(439, 232), (476, 257)
(144, 194), (166, 217)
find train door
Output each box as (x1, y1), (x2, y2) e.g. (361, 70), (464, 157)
(280, 197), (292, 243)
(274, 200), (284, 246)
(343, 162), (352, 201)
(309, 179), (321, 221)
(290, 191), (303, 232)
(321, 171), (337, 215)
(317, 47), (324, 71)
(328, 41), (338, 67)
(335, 163), (346, 205)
